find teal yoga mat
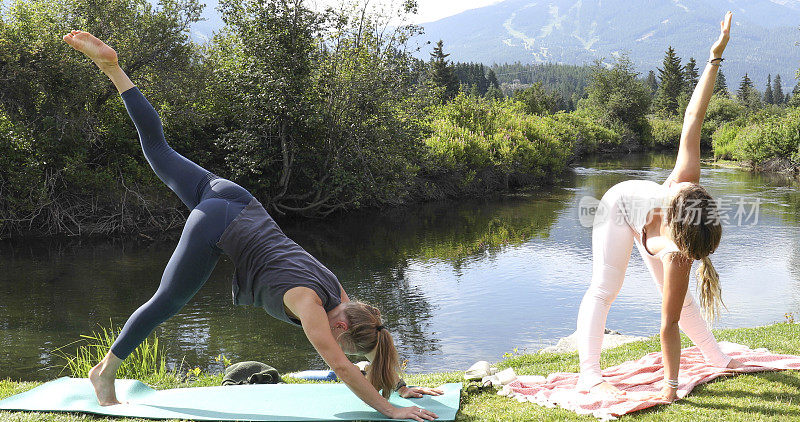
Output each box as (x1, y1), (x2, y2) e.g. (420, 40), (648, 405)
(0, 377), (462, 421)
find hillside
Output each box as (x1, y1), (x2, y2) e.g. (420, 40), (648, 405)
(413, 0), (800, 87)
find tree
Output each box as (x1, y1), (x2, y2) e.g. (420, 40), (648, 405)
(737, 73), (761, 109)
(0, 0), (205, 237)
(764, 74), (774, 104)
(684, 57), (699, 93)
(773, 74), (785, 105)
(646, 70), (658, 96)
(428, 40), (459, 101)
(714, 69), (729, 97)
(654, 46), (684, 116)
(789, 84), (800, 107)
(211, 0), (431, 216)
(453, 62), (489, 96)
(514, 82), (557, 115)
(485, 85), (504, 100)
(579, 55), (652, 145)
(487, 69), (500, 89)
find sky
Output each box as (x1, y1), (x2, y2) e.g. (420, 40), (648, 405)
(306, 0), (504, 23)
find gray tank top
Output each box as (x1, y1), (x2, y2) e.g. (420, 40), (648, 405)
(216, 197), (342, 326)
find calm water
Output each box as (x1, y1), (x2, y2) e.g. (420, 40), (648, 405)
(2, 154), (800, 381)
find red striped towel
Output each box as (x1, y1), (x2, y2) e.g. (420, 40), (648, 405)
(498, 342), (800, 420)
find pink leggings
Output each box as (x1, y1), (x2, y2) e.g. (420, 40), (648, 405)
(575, 188), (731, 390)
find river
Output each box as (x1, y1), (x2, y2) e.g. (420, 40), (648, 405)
(2, 153), (798, 381)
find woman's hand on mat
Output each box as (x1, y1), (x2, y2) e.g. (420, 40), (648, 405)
(399, 386), (445, 398)
(710, 11), (732, 59)
(390, 405), (438, 421)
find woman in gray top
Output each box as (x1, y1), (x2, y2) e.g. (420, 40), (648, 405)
(63, 30), (441, 421)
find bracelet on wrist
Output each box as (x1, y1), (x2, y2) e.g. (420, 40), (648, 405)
(394, 379), (407, 391)
(708, 57), (724, 66)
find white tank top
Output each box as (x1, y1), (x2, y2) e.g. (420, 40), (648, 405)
(612, 180), (680, 258)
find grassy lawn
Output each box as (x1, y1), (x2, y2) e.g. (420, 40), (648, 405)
(2, 323), (799, 421)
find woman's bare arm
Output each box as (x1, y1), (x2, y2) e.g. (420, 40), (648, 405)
(665, 12), (732, 185)
(656, 255), (692, 401)
(285, 288), (437, 421)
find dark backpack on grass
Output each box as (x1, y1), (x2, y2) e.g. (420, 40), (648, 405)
(222, 361), (283, 385)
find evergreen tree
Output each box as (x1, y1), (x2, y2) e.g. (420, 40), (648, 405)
(428, 40), (459, 100)
(654, 46), (684, 116)
(453, 62), (491, 96)
(683, 57), (699, 93)
(737, 73), (754, 100)
(487, 69), (500, 89)
(789, 84), (800, 107)
(485, 85), (504, 100)
(475, 64), (489, 95)
(737, 73), (761, 109)
(773, 74), (784, 105)
(646, 70), (658, 95)
(714, 69), (729, 97)
(764, 74), (774, 104)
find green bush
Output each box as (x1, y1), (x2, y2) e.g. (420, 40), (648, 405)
(423, 94), (572, 193)
(711, 121), (744, 160)
(712, 108), (800, 166)
(705, 94), (747, 127)
(546, 112), (621, 154)
(577, 55), (652, 147)
(648, 117), (683, 149)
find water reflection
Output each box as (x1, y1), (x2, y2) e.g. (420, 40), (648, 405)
(1, 153), (799, 381)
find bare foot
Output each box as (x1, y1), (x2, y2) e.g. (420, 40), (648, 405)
(590, 381), (626, 397)
(88, 363), (121, 406)
(62, 30), (118, 69)
(727, 358), (744, 369)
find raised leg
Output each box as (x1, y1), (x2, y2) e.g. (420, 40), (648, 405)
(63, 30), (220, 210)
(120, 87), (218, 210)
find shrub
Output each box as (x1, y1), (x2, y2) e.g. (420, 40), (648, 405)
(422, 94), (572, 194)
(546, 112), (621, 154)
(648, 117), (683, 149)
(712, 108), (800, 166)
(711, 121), (744, 160)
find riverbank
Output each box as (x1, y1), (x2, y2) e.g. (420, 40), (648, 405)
(707, 157), (800, 177)
(2, 323), (798, 421)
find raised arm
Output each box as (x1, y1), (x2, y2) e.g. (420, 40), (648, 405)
(665, 11), (732, 185)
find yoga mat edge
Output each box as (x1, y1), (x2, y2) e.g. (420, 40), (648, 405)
(0, 377), (462, 421)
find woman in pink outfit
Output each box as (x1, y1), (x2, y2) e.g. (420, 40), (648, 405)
(575, 11), (743, 402)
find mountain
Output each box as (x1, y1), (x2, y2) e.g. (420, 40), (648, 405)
(413, 0), (800, 88)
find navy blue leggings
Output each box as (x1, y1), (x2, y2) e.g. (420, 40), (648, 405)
(110, 87), (253, 359)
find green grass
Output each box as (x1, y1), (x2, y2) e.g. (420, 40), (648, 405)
(2, 324), (799, 421)
(53, 324), (172, 383)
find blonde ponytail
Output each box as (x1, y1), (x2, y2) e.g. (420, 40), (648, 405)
(368, 328), (400, 398)
(697, 256), (725, 324)
(667, 184), (725, 324)
(341, 301), (400, 398)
